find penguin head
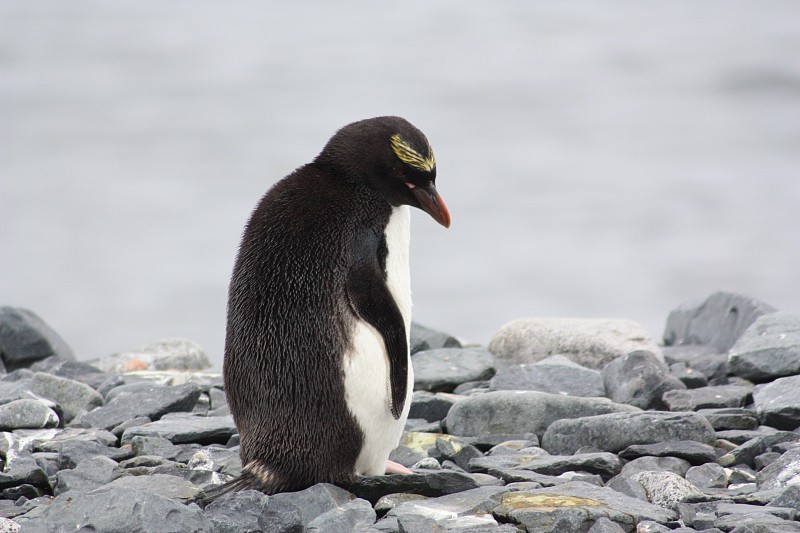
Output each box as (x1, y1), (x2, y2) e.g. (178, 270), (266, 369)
(316, 116), (451, 228)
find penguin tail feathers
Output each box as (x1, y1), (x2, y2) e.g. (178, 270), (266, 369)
(195, 473), (257, 507)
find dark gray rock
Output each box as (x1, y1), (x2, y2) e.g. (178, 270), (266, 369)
(56, 440), (133, 469)
(389, 446), (426, 468)
(756, 451), (783, 471)
(33, 427), (119, 452)
(34, 359), (109, 390)
(493, 481), (676, 532)
(717, 432), (800, 468)
(119, 412), (234, 446)
(588, 517), (627, 533)
(410, 322), (461, 355)
(307, 498), (376, 532)
(0, 455), (50, 492)
(769, 485), (800, 511)
(446, 390), (638, 437)
(112, 416), (152, 438)
(409, 391), (462, 422)
(0, 307), (75, 371)
(0, 399), (59, 430)
(630, 471), (702, 510)
(663, 384), (752, 412)
(713, 502), (797, 530)
(754, 376), (800, 430)
(663, 291), (776, 352)
(635, 521), (672, 533)
(602, 350), (686, 410)
(29, 372), (104, 423)
(541, 411), (716, 455)
(717, 428), (782, 446)
(266, 483), (354, 527)
(130, 435), (183, 461)
(698, 408), (760, 430)
(204, 489), (270, 533)
(340, 471), (480, 505)
(728, 312), (800, 382)
(76, 382), (202, 430)
(258, 496), (304, 533)
(685, 463), (728, 489)
(102, 473), (202, 502)
(385, 485), (509, 529)
(619, 456), (691, 478)
(605, 476), (649, 501)
(53, 455), (121, 495)
(412, 347), (498, 393)
(509, 452), (622, 481)
(490, 355), (605, 397)
(758, 448), (800, 491)
(618, 440), (718, 465)
(669, 362), (709, 388)
(14, 486), (212, 532)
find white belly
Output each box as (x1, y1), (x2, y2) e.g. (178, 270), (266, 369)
(343, 206), (413, 476)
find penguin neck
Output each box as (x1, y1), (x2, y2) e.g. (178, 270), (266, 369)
(383, 205), (412, 329)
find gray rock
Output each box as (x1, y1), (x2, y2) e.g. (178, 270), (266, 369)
(541, 411), (715, 455)
(605, 476), (649, 501)
(102, 473), (202, 502)
(769, 485), (800, 510)
(663, 291), (776, 352)
(728, 312), (800, 382)
(620, 456), (691, 478)
(0, 455), (50, 492)
(53, 455), (121, 495)
(257, 496), (304, 532)
(0, 379), (34, 406)
(493, 481), (676, 532)
(76, 382), (202, 430)
(385, 485), (509, 528)
(588, 516), (627, 533)
(602, 350), (686, 410)
(685, 463), (728, 489)
(307, 498), (377, 532)
(698, 408), (760, 430)
(663, 384), (752, 412)
(489, 318), (664, 368)
(14, 486), (212, 532)
(112, 416), (152, 438)
(340, 471), (480, 505)
(754, 376), (800, 430)
(756, 451), (783, 471)
(29, 372), (104, 423)
(266, 483), (354, 527)
(630, 471), (702, 510)
(721, 514), (800, 532)
(618, 440), (718, 465)
(90, 338), (212, 373)
(121, 414), (237, 445)
(409, 391), (462, 422)
(669, 362), (709, 389)
(33, 426), (118, 452)
(0, 399), (59, 430)
(717, 433), (800, 469)
(758, 448), (800, 491)
(204, 489), (270, 533)
(130, 435), (183, 461)
(507, 452), (622, 481)
(374, 493), (428, 516)
(636, 521), (672, 533)
(446, 390), (639, 437)
(34, 359), (109, 390)
(0, 307), (75, 371)
(490, 355), (605, 397)
(55, 440), (133, 469)
(410, 322), (461, 355)
(412, 347), (498, 393)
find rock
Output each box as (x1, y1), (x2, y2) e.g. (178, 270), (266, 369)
(410, 323), (461, 355)
(384, 485), (509, 528)
(121, 414), (237, 445)
(204, 489), (270, 533)
(619, 456), (691, 478)
(669, 362), (708, 389)
(28, 372), (104, 423)
(103, 473), (202, 502)
(340, 471), (480, 505)
(618, 441), (718, 465)
(493, 481), (676, 532)
(663, 291), (777, 352)
(130, 436), (184, 461)
(32, 359), (109, 390)
(588, 517), (627, 533)
(605, 476), (649, 501)
(662, 384), (752, 412)
(55, 440), (133, 469)
(257, 496), (304, 532)
(602, 350), (686, 410)
(307, 498), (377, 532)
(489, 318), (664, 368)
(446, 390), (638, 437)
(490, 355), (605, 397)
(52, 455), (121, 495)
(412, 347), (498, 393)
(266, 483), (354, 527)
(77, 382), (203, 430)
(408, 391), (462, 422)
(685, 463), (728, 489)
(630, 471), (702, 510)
(0, 455), (50, 492)
(541, 411), (715, 455)
(728, 312), (800, 382)
(768, 485), (800, 510)
(492, 452), (622, 481)
(0, 307), (76, 371)
(33, 427), (119, 452)
(0, 399), (59, 430)
(697, 408), (760, 431)
(753, 376), (800, 430)
(14, 486), (212, 532)
(758, 448), (800, 490)
(90, 338), (212, 373)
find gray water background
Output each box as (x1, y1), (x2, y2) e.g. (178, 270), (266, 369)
(2, 1), (799, 369)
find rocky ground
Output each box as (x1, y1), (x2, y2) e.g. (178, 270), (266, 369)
(0, 291), (799, 532)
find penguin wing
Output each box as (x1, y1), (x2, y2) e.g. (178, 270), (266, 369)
(346, 258), (408, 420)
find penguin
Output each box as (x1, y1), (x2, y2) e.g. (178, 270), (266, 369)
(215, 116), (449, 498)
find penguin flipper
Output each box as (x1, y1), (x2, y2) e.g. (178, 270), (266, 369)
(346, 259), (408, 419)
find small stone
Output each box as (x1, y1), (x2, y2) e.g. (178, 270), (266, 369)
(753, 375), (800, 430)
(89, 338), (211, 373)
(618, 441), (718, 465)
(630, 471), (702, 510)
(52, 455), (121, 495)
(204, 489), (270, 533)
(412, 347), (498, 393)
(306, 498), (376, 532)
(697, 408), (760, 431)
(0, 307), (76, 371)
(408, 391), (462, 422)
(662, 384), (752, 412)
(490, 355), (605, 397)
(29, 372), (104, 423)
(728, 312), (800, 382)
(0, 399), (59, 430)
(602, 350), (686, 410)
(489, 318), (664, 368)
(410, 322), (461, 355)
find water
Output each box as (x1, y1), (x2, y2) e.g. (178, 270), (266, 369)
(2, 1), (799, 369)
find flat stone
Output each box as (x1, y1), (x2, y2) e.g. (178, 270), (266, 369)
(446, 390), (638, 437)
(719, 514), (800, 532)
(619, 440), (718, 465)
(14, 485), (212, 532)
(602, 350), (686, 410)
(669, 362), (709, 389)
(489, 318), (664, 368)
(384, 485), (509, 528)
(728, 312), (800, 382)
(33, 359), (109, 390)
(0, 455), (50, 491)
(0, 307), (76, 371)
(307, 498), (377, 532)
(630, 471), (702, 510)
(121, 414), (236, 445)
(102, 473), (202, 502)
(0, 379), (34, 406)
(204, 489), (270, 533)
(266, 483), (354, 527)
(758, 448), (800, 491)
(513, 452), (622, 481)
(490, 355), (605, 397)
(685, 463), (728, 489)
(754, 376), (800, 430)
(339, 471), (480, 505)
(412, 347), (498, 393)
(663, 291), (776, 352)
(717, 433), (800, 468)
(408, 391), (462, 422)
(619, 456), (691, 478)
(130, 435), (183, 461)
(0, 399), (59, 430)
(588, 517), (627, 533)
(55, 440), (133, 469)
(410, 322), (461, 355)
(493, 481), (676, 532)
(541, 411), (715, 455)
(29, 372), (104, 423)
(53, 455), (121, 495)
(33, 427), (118, 452)
(697, 408), (760, 430)
(89, 338), (212, 373)
(605, 476), (649, 502)
(663, 384), (752, 412)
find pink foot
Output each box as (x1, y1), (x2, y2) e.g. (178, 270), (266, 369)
(385, 460), (413, 475)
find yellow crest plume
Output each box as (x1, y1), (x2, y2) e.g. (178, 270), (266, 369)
(390, 134), (436, 172)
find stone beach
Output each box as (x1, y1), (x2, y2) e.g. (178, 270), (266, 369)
(0, 291), (799, 532)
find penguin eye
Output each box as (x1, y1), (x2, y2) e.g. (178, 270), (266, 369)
(391, 166), (406, 180)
